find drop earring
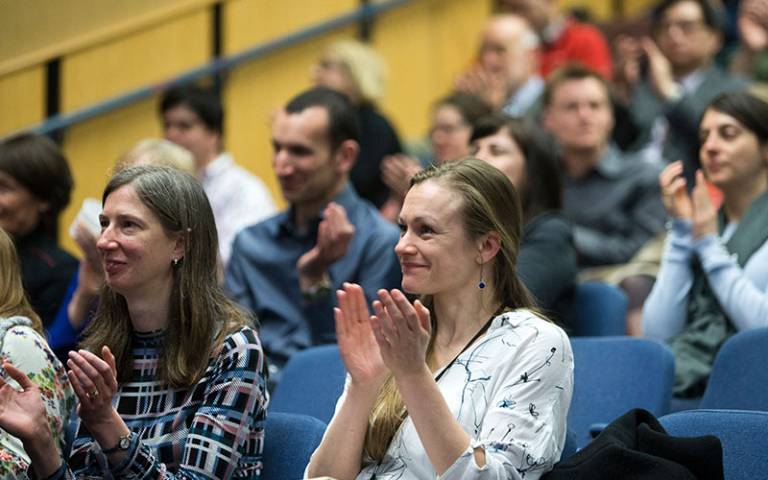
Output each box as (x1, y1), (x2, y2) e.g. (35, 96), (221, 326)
(477, 261), (486, 290)
(172, 258), (181, 268)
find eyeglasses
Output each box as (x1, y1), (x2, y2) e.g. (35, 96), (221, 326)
(655, 19), (708, 36)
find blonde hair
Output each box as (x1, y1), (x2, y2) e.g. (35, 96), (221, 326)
(364, 158), (541, 460)
(0, 227), (44, 335)
(114, 138), (195, 174)
(325, 39), (386, 104)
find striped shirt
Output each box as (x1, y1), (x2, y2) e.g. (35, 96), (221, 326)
(59, 326), (268, 479)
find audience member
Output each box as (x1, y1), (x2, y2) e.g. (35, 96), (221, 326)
(455, 14), (544, 118)
(543, 65), (666, 268)
(496, 0), (613, 79)
(0, 165), (269, 478)
(226, 87), (401, 381)
(0, 227), (75, 478)
(160, 84), (276, 265)
(48, 139), (196, 359)
(643, 91), (768, 398)
(614, 0), (747, 181)
(381, 92), (492, 221)
(307, 158), (573, 480)
(730, 0), (768, 82)
(0, 133), (77, 327)
(470, 114), (577, 320)
(312, 39), (403, 208)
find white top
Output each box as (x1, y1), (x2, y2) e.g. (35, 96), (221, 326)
(201, 153), (276, 265)
(643, 219), (768, 340)
(321, 309), (574, 480)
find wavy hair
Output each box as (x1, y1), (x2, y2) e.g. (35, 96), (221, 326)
(0, 227), (44, 334)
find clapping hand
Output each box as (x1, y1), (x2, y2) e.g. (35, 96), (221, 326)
(297, 203), (355, 289)
(67, 347), (119, 426)
(370, 289), (431, 377)
(660, 162), (717, 238)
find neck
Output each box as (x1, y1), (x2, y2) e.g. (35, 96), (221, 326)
(672, 60), (708, 81)
(294, 178), (347, 230)
(195, 150), (221, 176)
(432, 286), (500, 350)
(721, 180), (768, 222)
(562, 144), (605, 179)
(124, 284), (173, 333)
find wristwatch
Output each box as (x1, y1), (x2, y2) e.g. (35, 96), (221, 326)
(102, 432), (135, 454)
(302, 274), (332, 302)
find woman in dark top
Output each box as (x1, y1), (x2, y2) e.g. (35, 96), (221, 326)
(312, 39), (402, 208)
(470, 114), (577, 321)
(0, 133), (77, 327)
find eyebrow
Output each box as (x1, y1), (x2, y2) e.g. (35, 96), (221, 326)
(398, 214), (438, 225)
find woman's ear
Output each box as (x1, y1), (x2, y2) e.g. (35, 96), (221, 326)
(478, 231), (502, 264)
(172, 233), (187, 259)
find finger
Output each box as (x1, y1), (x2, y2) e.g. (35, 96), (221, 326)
(414, 299), (432, 334)
(68, 351), (109, 395)
(369, 315), (390, 349)
(101, 346), (119, 390)
(660, 161), (684, 186)
(390, 289), (419, 332)
(2, 363), (35, 391)
(67, 366), (95, 408)
(374, 294), (401, 341)
(692, 170), (711, 208)
(349, 284), (370, 325)
(334, 307), (346, 338)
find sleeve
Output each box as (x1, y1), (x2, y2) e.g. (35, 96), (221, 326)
(517, 217), (577, 311)
(440, 323), (574, 480)
(46, 272), (86, 352)
(62, 328), (268, 480)
(642, 219), (696, 340)
(695, 235), (768, 331)
(225, 238), (258, 313)
(573, 169), (666, 265)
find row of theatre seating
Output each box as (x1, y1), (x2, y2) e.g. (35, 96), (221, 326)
(260, 283), (768, 480)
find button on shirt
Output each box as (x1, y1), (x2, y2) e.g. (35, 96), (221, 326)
(562, 144), (666, 267)
(225, 185), (401, 372)
(201, 153), (277, 266)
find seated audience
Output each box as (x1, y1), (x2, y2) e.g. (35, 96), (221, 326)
(306, 158), (573, 480)
(0, 165), (268, 478)
(730, 0), (768, 83)
(160, 84), (276, 266)
(455, 14), (544, 118)
(496, 0), (613, 79)
(48, 139), (196, 359)
(226, 87), (401, 382)
(312, 39), (403, 208)
(614, 0), (747, 180)
(470, 114), (577, 321)
(0, 227), (75, 478)
(381, 92), (492, 221)
(643, 91), (768, 398)
(0, 133), (77, 327)
(542, 65), (666, 268)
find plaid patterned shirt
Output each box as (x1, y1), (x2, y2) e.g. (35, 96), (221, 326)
(59, 326), (268, 479)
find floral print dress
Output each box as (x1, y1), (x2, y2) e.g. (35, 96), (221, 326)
(0, 316), (75, 478)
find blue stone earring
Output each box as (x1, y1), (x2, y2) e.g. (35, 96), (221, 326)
(478, 261), (486, 289)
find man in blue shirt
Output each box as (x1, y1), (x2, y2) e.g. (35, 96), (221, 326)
(226, 87), (401, 380)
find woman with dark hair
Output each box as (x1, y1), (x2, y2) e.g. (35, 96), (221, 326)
(644, 91), (768, 398)
(0, 227), (74, 477)
(0, 165), (268, 478)
(307, 158), (573, 480)
(0, 133), (77, 326)
(470, 114), (577, 320)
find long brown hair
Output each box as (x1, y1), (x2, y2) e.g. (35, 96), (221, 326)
(0, 227), (44, 334)
(364, 158), (540, 460)
(80, 165), (252, 387)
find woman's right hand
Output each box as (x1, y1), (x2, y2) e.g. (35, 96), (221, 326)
(67, 346), (120, 427)
(659, 161), (692, 219)
(335, 283), (388, 390)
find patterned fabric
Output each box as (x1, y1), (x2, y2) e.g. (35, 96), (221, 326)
(59, 326), (268, 479)
(0, 317), (75, 478)
(346, 310), (574, 480)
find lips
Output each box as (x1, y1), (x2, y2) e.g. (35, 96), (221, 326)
(401, 262), (428, 273)
(103, 259), (127, 276)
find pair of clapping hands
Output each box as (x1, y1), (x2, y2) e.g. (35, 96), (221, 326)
(660, 161), (719, 238)
(335, 283), (431, 387)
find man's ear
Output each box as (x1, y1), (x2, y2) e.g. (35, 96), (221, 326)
(478, 231), (502, 264)
(334, 139), (360, 174)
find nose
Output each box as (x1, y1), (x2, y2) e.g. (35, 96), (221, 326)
(273, 150), (294, 177)
(96, 225), (117, 252)
(394, 230), (416, 257)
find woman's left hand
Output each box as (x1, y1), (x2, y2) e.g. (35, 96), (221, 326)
(67, 346), (119, 426)
(370, 289), (431, 377)
(692, 170), (717, 238)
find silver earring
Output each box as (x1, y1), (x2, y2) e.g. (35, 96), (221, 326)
(172, 258), (180, 267)
(478, 262), (486, 290)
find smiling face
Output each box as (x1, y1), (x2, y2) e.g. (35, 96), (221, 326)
(0, 170), (46, 237)
(470, 127), (527, 188)
(699, 108), (768, 192)
(96, 184), (183, 301)
(395, 180), (481, 296)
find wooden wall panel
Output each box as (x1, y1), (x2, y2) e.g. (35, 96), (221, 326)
(0, 66), (45, 136)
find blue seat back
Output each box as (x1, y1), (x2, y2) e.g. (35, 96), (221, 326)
(270, 345), (346, 424)
(700, 328), (768, 410)
(570, 282), (627, 337)
(261, 412), (327, 480)
(660, 409), (768, 480)
(569, 337), (674, 447)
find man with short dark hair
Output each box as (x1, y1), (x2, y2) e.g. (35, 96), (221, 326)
(543, 65), (666, 268)
(614, 0), (747, 180)
(226, 87), (401, 379)
(160, 84), (275, 265)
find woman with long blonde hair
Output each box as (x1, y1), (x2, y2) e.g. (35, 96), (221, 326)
(307, 158), (573, 479)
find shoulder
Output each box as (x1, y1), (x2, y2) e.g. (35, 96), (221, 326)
(525, 213), (572, 239)
(492, 309), (570, 349)
(215, 326), (266, 366)
(231, 214), (283, 252)
(349, 199), (399, 240)
(19, 236), (77, 272)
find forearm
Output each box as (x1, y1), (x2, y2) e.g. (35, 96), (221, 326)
(307, 383), (379, 480)
(24, 425), (62, 479)
(67, 287), (98, 330)
(394, 366), (473, 475)
(83, 409), (132, 467)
